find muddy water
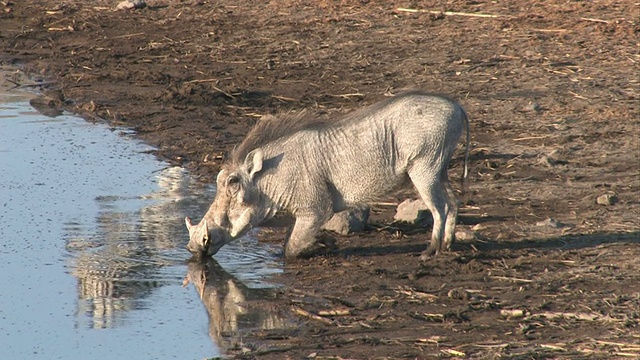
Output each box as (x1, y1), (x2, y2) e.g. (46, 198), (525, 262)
(0, 89), (289, 359)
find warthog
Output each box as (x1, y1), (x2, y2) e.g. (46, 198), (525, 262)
(186, 90), (469, 260)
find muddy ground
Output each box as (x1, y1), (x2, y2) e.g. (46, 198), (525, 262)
(1, 0), (639, 358)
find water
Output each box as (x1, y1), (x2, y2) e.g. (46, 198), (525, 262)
(0, 86), (291, 359)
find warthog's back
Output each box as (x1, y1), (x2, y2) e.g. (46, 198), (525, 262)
(258, 91), (467, 210)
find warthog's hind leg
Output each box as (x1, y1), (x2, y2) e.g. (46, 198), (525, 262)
(408, 164), (448, 261)
(441, 170), (459, 251)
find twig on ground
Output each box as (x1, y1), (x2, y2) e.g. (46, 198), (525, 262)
(409, 312), (445, 322)
(3, 77), (20, 86)
(512, 135), (548, 141)
(396, 7), (510, 19)
(323, 295), (357, 308)
(569, 91), (589, 100)
(532, 28), (572, 33)
(112, 32), (145, 39)
(318, 308), (351, 316)
(327, 93), (365, 99)
(292, 306), (335, 325)
(540, 344), (567, 351)
(528, 311), (617, 322)
(490, 275), (534, 283)
(500, 309), (526, 319)
(210, 85), (235, 98)
(441, 349), (466, 357)
(396, 286), (439, 301)
(185, 78), (219, 84)
(48, 26), (74, 32)
(415, 336), (446, 345)
(580, 17), (610, 24)
(271, 94), (298, 102)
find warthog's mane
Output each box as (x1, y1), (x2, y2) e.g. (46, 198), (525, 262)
(230, 109), (328, 164)
(229, 90), (444, 164)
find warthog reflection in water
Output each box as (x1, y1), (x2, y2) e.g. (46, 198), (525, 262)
(68, 167), (196, 329)
(185, 258), (295, 352)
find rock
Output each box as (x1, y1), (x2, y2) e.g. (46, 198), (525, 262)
(536, 218), (564, 228)
(448, 288), (470, 300)
(524, 102), (542, 112)
(455, 229), (476, 241)
(29, 95), (64, 117)
(538, 151), (568, 167)
(322, 207), (369, 235)
(116, 0), (146, 10)
(394, 198), (430, 224)
(538, 154), (557, 167)
(596, 194), (619, 206)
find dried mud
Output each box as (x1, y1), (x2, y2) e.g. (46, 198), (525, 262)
(1, 1), (638, 358)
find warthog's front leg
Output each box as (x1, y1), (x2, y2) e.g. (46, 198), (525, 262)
(285, 212), (333, 259)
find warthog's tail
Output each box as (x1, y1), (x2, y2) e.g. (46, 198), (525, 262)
(460, 105), (470, 196)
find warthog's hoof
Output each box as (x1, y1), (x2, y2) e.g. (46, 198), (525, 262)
(419, 251), (432, 262)
(286, 237), (337, 259)
(419, 245), (440, 261)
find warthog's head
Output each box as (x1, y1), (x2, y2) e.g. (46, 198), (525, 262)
(185, 149), (264, 256)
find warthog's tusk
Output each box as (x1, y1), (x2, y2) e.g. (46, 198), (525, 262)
(230, 209), (251, 238)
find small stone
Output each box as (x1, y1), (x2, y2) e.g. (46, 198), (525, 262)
(266, 59), (276, 70)
(596, 194), (619, 206)
(322, 207), (369, 235)
(131, 0), (146, 7)
(536, 218), (564, 228)
(116, 1), (135, 10)
(538, 154), (556, 167)
(455, 229), (476, 241)
(448, 288), (470, 300)
(116, 0), (146, 10)
(394, 198), (430, 224)
(524, 102), (542, 112)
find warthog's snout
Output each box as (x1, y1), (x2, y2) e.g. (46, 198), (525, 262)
(185, 217), (230, 257)
(185, 239), (206, 256)
(185, 216), (210, 256)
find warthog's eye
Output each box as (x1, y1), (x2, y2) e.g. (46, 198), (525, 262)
(226, 174), (241, 194)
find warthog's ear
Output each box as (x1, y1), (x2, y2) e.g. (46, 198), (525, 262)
(185, 217), (194, 231)
(216, 169), (225, 184)
(244, 148), (264, 180)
